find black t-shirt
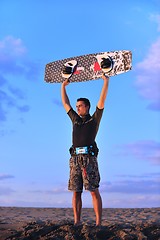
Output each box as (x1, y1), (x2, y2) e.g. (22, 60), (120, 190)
(67, 107), (103, 147)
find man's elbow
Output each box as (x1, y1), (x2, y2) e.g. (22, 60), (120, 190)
(97, 101), (105, 109)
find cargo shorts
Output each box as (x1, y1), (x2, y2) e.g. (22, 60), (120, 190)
(68, 155), (100, 192)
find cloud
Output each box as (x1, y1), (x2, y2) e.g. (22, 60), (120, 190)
(0, 179), (159, 207)
(0, 198), (70, 208)
(0, 36), (26, 56)
(0, 36), (39, 78)
(8, 86), (26, 100)
(100, 178), (160, 195)
(0, 174), (15, 196)
(106, 195), (160, 208)
(17, 105), (30, 113)
(135, 37), (160, 111)
(0, 75), (7, 86)
(0, 186), (15, 196)
(0, 87), (30, 123)
(29, 173), (160, 196)
(0, 174), (15, 180)
(116, 172), (160, 179)
(52, 98), (63, 107)
(30, 186), (68, 195)
(116, 140), (160, 165)
(0, 36), (39, 125)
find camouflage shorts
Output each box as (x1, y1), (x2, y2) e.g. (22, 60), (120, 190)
(68, 155), (100, 192)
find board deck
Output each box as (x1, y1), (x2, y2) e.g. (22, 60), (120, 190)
(44, 50), (132, 83)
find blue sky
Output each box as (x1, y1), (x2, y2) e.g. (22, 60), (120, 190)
(0, 0), (160, 208)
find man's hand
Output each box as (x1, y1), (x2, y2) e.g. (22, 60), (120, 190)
(62, 78), (70, 87)
(101, 73), (109, 81)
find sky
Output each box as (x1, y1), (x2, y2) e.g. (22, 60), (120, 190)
(0, 0), (160, 209)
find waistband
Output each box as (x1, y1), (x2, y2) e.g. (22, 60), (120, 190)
(69, 145), (98, 156)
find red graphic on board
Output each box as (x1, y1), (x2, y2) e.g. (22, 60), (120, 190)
(74, 69), (81, 75)
(74, 67), (85, 75)
(73, 62), (101, 75)
(93, 62), (101, 71)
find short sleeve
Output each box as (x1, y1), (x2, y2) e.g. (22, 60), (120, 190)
(67, 108), (79, 124)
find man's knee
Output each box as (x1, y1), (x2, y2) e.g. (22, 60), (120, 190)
(90, 189), (100, 198)
(73, 191), (82, 199)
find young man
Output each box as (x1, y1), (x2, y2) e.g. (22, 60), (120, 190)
(61, 74), (109, 226)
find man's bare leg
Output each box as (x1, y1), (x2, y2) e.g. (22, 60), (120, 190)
(90, 189), (102, 226)
(72, 192), (82, 225)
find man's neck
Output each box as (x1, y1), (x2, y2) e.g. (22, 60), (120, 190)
(80, 113), (90, 118)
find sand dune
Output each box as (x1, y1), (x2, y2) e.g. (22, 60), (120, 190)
(0, 207), (160, 239)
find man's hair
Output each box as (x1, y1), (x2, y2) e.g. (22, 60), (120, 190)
(77, 98), (91, 110)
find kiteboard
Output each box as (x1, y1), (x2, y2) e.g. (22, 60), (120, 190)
(44, 50), (132, 83)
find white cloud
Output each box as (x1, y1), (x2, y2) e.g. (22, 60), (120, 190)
(135, 37), (160, 111)
(0, 36), (26, 57)
(0, 35), (38, 77)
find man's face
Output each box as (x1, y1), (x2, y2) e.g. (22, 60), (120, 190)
(76, 101), (89, 117)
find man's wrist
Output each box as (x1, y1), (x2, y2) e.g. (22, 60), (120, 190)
(102, 74), (109, 81)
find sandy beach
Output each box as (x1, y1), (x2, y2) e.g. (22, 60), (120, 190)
(0, 207), (160, 239)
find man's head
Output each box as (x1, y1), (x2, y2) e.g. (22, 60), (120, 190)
(76, 98), (91, 117)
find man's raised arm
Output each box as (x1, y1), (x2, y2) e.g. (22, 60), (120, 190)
(61, 79), (72, 112)
(97, 74), (110, 109)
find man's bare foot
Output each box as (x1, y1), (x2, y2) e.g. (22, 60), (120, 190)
(96, 224), (101, 227)
(74, 221), (82, 226)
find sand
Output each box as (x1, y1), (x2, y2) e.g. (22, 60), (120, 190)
(0, 207), (160, 239)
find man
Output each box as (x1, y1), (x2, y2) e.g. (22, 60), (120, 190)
(61, 74), (109, 226)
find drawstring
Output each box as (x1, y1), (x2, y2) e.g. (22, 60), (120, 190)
(72, 155), (90, 179)
(81, 156), (90, 179)
(83, 167), (87, 178)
